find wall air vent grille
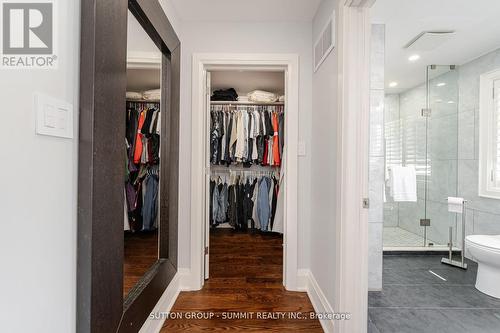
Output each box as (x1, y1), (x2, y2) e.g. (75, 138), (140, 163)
(314, 12), (335, 72)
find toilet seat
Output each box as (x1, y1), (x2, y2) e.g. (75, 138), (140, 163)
(466, 235), (500, 252)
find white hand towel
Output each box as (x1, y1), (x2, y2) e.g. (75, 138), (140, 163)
(448, 197), (464, 213)
(390, 166), (417, 202)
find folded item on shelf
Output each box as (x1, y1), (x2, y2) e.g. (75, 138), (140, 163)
(237, 95), (249, 102)
(211, 88), (238, 101)
(142, 89), (161, 102)
(278, 95), (285, 102)
(247, 90), (278, 103)
(126, 91), (143, 100)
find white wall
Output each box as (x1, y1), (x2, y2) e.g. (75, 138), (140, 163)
(311, 0), (338, 304)
(0, 1), (80, 332)
(176, 20), (313, 270)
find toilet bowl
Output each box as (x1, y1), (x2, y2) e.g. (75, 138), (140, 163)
(465, 235), (500, 299)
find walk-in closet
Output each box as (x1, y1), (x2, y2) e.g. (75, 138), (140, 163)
(205, 70), (286, 282)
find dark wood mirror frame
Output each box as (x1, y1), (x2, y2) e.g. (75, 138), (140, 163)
(77, 1), (180, 332)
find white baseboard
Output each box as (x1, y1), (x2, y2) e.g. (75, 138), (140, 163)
(298, 269), (335, 333)
(139, 269), (190, 333)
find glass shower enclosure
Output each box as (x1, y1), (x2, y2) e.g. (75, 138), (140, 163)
(383, 65), (459, 249)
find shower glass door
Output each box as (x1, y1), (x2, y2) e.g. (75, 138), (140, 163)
(422, 65), (459, 247)
(383, 65), (459, 248)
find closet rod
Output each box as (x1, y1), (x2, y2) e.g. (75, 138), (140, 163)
(210, 101), (284, 106)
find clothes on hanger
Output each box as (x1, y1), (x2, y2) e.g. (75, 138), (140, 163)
(210, 105), (284, 167)
(209, 171), (282, 233)
(124, 101), (161, 232)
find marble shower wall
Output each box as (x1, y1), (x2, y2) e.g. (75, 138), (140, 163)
(383, 47), (500, 249)
(368, 24), (385, 291)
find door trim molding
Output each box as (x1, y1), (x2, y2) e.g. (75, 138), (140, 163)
(334, 2), (371, 333)
(189, 53), (300, 291)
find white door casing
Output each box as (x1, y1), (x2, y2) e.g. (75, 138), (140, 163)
(189, 53), (300, 291)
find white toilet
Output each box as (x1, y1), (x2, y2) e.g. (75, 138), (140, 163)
(465, 234), (500, 299)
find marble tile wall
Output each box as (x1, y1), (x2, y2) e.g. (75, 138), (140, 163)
(457, 48), (500, 243)
(383, 49), (500, 250)
(383, 94), (400, 228)
(368, 24), (385, 291)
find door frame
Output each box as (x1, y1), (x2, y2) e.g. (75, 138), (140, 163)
(189, 53), (300, 291)
(77, 0), (180, 332)
(334, 1), (373, 332)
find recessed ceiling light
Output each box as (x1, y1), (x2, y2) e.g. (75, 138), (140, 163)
(447, 100), (455, 104)
(408, 54), (420, 62)
(389, 81), (398, 88)
(437, 82), (446, 87)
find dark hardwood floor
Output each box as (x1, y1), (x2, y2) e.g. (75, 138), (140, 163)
(162, 228), (322, 332)
(123, 230), (158, 297)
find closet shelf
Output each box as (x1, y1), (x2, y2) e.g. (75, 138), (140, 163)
(210, 101), (284, 106)
(211, 165), (280, 172)
(126, 99), (160, 103)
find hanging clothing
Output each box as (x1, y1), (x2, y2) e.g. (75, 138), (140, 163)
(257, 176), (272, 232)
(125, 101), (161, 233)
(142, 173), (159, 231)
(133, 111), (146, 164)
(272, 112), (281, 166)
(210, 105), (284, 166)
(272, 150), (285, 233)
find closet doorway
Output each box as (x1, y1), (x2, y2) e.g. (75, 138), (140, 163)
(191, 54), (300, 291)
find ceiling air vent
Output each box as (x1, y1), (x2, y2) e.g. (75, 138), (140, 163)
(404, 30), (455, 51)
(314, 12), (335, 72)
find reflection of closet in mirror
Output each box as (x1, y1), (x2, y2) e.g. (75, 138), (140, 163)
(123, 11), (162, 299)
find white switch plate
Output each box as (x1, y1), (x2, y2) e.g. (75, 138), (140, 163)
(298, 141), (306, 156)
(35, 93), (73, 139)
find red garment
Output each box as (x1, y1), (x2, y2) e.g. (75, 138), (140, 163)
(272, 112), (281, 166)
(262, 137), (269, 166)
(133, 111), (146, 164)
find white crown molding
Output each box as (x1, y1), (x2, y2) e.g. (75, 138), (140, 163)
(127, 51), (161, 69)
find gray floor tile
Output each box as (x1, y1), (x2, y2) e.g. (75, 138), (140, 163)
(382, 266), (477, 286)
(368, 254), (500, 332)
(369, 308), (500, 333)
(369, 284), (500, 308)
(383, 255), (476, 271)
(368, 316), (381, 333)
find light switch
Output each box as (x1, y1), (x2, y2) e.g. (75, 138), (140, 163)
(43, 104), (56, 128)
(35, 93), (73, 139)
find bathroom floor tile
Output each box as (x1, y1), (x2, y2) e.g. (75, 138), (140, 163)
(369, 308), (500, 333)
(369, 284), (500, 308)
(368, 254), (500, 332)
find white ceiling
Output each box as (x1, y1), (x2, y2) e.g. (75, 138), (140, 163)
(169, 0), (322, 21)
(372, 0), (500, 93)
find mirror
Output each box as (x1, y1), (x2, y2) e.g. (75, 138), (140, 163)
(123, 10), (162, 300)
